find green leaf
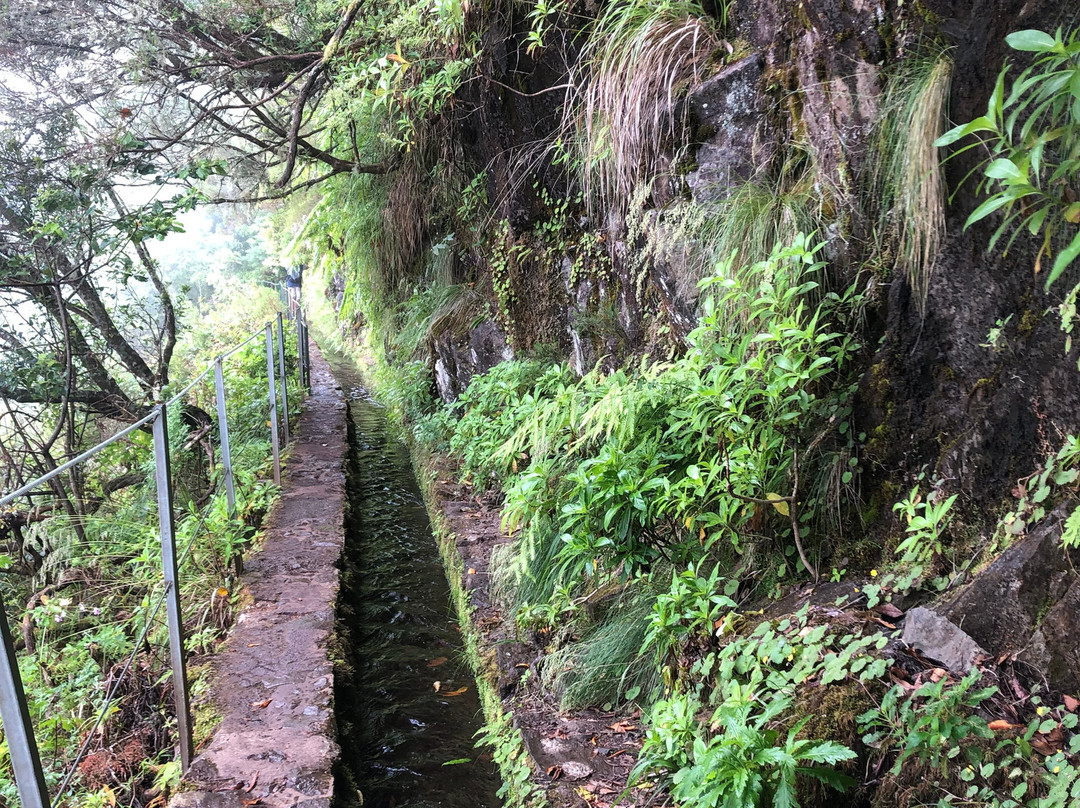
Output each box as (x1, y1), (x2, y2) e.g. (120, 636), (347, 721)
(1006, 30), (1057, 52)
(1047, 229), (1080, 288)
(965, 194), (1015, 227)
(935, 116), (996, 147)
(984, 158), (1024, 180)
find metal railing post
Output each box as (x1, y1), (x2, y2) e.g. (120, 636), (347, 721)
(301, 311), (311, 391)
(296, 313), (308, 392)
(0, 590), (49, 808)
(152, 404), (195, 771)
(213, 357), (236, 519)
(276, 312), (290, 444)
(265, 324), (281, 486)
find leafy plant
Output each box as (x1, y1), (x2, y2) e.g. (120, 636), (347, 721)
(858, 670), (996, 775)
(936, 28), (1080, 289)
(637, 682), (856, 808)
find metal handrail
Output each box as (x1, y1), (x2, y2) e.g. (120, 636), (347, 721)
(0, 310), (312, 808)
(0, 410), (157, 509)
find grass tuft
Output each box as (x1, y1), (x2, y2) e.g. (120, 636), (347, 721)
(569, 0), (721, 218)
(873, 52), (952, 315)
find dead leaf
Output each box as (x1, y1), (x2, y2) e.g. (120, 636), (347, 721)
(467, 568), (476, 575)
(874, 603), (904, 619)
(251, 698), (272, 709)
(433, 681), (441, 692)
(547, 765), (563, 781)
(1031, 726), (1064, 756)
(245, 772), (260, 792)
(427, 657), (448, 668)
(443, 686), (468, 697)
(869, 616), (897, 630)
(102, 785), (117, 807)
(930, 668), (948, 683)
(608, 721), (636, 733)
(1064, 694), (1079, 712)
(516, 662), (531, 669)
(987, 719), (1024, 732)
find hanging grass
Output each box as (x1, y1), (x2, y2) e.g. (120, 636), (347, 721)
(872, 51), (952, 315)
(569, 0), (721, 218)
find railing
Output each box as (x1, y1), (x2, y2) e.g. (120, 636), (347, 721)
(0, 310), (312, 808)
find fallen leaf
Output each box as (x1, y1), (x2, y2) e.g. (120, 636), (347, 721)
(930, 668), (948, 683)
(433, 681), (441, 692)
(608, 721), (636, 733)
(443, 686), (468, 697)
(874, 603), (904, 619)
(427, 657), (448, 668)
(251, 698), (272, 709)
(1064, 694), (1079, 712)
(1031, 726), (1064, 756)
(869, 616), (897, 630)
(987, 719), (1024, 732)
(245, 772), (260, 792)
(516, 662), (531, 669)
(467, 568), (476, 575)
(102, 784), (117, 807)
(246, 643), (261, 648)
(547, 765), (563, 781)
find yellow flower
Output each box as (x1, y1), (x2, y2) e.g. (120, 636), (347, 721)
(870, 569), (878, 577)
(1037, 706), (1048, 716)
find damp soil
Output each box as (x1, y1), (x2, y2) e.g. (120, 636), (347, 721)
(328, 352), (501, 808)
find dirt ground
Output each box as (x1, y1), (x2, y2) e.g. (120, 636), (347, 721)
(171, 344), (347, 808)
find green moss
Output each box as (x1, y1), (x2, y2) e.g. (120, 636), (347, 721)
(912, 0), (945, 26)
(1018, 308), (1042, 337)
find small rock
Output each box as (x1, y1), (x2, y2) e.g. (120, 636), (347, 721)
(901, 607), (986, 673)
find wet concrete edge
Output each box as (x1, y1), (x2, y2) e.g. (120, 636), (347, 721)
(171, 341), (346, 808)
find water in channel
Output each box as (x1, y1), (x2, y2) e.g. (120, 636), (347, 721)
(328, 352), (501, 808)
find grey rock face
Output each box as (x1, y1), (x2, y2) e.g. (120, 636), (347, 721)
(940, 506), (1080, 693)
(686, 54), (774, 203)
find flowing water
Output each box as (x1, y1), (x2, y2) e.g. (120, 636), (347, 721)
(329, 353), (501, 808)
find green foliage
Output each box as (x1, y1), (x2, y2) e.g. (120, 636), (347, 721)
(936, 28), (1080, 292)
(636, 683), (856, 808)
(859, 671), (996, 776)
(892, 485), (958, 565)
(643, 563), (737, 670)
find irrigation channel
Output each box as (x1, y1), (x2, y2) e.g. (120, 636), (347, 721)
(328, 351), (502, 808)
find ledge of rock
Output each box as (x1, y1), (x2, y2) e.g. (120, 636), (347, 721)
(170, 342), (347, 808)
(940, 506), (1080, 693)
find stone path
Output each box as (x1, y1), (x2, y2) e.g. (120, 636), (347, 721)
(172, 343), (346, 808)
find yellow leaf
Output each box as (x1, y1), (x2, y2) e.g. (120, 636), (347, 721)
(103, 785), (117, 807)
(426, 657), (448, 668)
(684, 515), (693, 530)
(766, 493), (790, 517)
(443, 686), (468, 697)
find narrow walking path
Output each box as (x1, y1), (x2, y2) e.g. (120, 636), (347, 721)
(173, 344), (347, 808)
